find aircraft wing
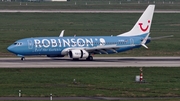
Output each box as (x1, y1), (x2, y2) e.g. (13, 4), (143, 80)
(62, 44), (136, 55)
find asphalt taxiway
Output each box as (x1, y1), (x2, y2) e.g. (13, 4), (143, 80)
(0, 57), (180, 68)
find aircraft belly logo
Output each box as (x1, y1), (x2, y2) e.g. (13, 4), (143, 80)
(138, 20), (150, 32)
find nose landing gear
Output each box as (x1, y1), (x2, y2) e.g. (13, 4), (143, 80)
(21, 57), (25, 61)
(86, 56), (93, 61)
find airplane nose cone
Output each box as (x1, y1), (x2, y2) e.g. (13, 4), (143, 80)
(7, 45), (16, 54)
(7, 45), (13, 52)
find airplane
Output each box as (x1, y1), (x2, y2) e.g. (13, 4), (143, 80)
(7, 5), (155, 61)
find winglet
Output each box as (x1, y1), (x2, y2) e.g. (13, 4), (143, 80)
(59, 30), (65, 37)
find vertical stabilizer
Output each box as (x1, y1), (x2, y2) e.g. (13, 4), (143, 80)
(118, 5), (155, 37)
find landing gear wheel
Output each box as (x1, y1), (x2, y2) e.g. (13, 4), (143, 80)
(86, 56), (93, 61)
(21, 57), (25, 61)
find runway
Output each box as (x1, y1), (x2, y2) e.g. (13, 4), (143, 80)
(0, 57), (180, 68)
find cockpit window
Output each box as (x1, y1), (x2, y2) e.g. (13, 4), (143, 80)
(14, 43), (17, 45)
(14, 42), (23, 46)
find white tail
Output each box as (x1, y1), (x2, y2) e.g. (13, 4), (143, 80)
(118, 5), (155, 37)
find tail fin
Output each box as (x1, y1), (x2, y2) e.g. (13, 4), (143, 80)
(118, 5), (155, 37)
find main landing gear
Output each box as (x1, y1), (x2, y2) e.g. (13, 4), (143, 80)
(86, 56), (93, 61)
(21, 57), (25, 61)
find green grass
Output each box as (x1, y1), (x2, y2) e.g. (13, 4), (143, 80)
(0, 1), (180, 10)
(0, 13), (180, 57)
(0, 68), (180, 97)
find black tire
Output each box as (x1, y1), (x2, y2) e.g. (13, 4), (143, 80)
(86, 56), (93, 61)
(21, 57), (25, 61)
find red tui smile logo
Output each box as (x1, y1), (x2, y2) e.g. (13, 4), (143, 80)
(138, 20), (150, 32)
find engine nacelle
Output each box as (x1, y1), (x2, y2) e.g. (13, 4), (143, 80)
(69, 50), (89, 59)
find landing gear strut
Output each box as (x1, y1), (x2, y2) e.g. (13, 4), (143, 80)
(21, 57), (25, 61)
(86, 56), (93, 61)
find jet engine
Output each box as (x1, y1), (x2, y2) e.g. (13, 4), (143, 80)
(69, 50), (89, 59)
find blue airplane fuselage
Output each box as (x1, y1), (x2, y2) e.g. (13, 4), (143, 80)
(8, 35), (150, 56)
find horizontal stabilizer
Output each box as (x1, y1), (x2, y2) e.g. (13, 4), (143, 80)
(142, 44), (148, 49)
(141, 32), (150, 49)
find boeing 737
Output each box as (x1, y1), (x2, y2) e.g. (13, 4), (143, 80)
(7, 5), (155, 61)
